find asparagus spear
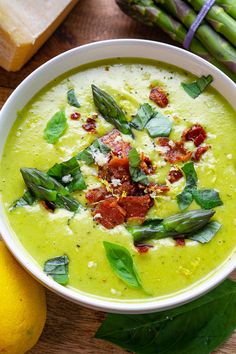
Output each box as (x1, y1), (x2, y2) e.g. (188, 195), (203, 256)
(91, 85), (132, 135)
(127, 209), (215, 242)
(185, 0), (236, 46)
(116, 0), (236, 81)
(154, 0), (236, 74)
(20, 168), (81, 212)
(216, 0), (236, 20)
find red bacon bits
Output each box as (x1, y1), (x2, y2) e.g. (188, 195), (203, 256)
(182, 124), (207, 147)
(147, 182), (170, 194)
(100, 129), (131, 157)
(157, 137), (192, 164)
(175, 238), (186, 247)
(149, 86), (169, 108)
(110, 181), (136, 197)
(93, 198), (126, 229)
(168, 167), (183, 184)
(85, 187), (110, 205)
(82, 117), (96, 133)
(140, 153), (155, 174)
(119, 195), (153, 220)
(99, 156), (130, 183)
(70, 112), (81, 120)
(40, 200), (55, 213)
(192, 145), (210, 162)
(135, 244), (154, 254)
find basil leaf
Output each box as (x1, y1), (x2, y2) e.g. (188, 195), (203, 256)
(10, 190), (36, 210)
(192, 189), (223, 209)
(181, 75), (213, 99)
(67, 89), (80, 108)
(128, 148), (149, 185)
(146, 111), (172, 138)
(48, 157), (86, 192)
(177, 162), (198, 210)
(77, 139), (111, 165)
(44, 110), (68, 144)
(130, 103), (154, 130)
(189, 221), (221, 244)
(44, 255), (69, 285)
(103, 241), (142, 289)
(96, 279), (236, 354)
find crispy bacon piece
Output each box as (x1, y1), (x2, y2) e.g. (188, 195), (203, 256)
(192, 145), (210, 162)
(135, 244), (154, 254)
(149, 86), (168, 108)
(168, 167), (183, 183)
(119, 195), (153, 220)
(182, 124), (207, 147)
(40, 200), (55, 212)
(147, 182), (170, 194)
(157, 137), (192, 163)
(93, 197), (126, 229)
(110, 181), (136, 197)
(140, 153), (155, 174)
(85, 187), (110, 204)
(99, 156), (130, 182)
(70, 112), (81, 120)
(82, 117), (96, 133)
(100, 129), (131, 157)
(175, 238), (186, 247)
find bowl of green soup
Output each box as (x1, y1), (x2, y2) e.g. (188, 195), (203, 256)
(0, 39), (235, 313)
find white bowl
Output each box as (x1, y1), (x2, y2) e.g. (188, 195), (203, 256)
(0, 39), (235, 314)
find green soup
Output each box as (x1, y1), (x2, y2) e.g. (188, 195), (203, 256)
(1, 58), (236, 301)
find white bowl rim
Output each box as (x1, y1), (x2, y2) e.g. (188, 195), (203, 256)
(0, 39), (235, 314)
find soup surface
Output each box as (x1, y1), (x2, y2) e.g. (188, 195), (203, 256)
(1, 58), (236, 301)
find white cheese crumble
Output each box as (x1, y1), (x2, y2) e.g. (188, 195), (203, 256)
(93, 213), (102, 220)
(227, 154), (233, 160)
(156, 160), (167, 168)
(111, 178), (121, 186)
(62, 174), (73, 183)
(111, 288), (121, 296)
(114, 135), (122, 142)
(90, 146), (109, 166)
(168, 140), (175, 147)
(155, 145), (170, 154)
(88, 261), (97, 268)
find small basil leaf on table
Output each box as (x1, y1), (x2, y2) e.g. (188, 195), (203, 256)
(44, 255), (69, 285)
(146, 111), (172, 138)
(44, 110), (68, 144)
(189, 221), (221, 243)
(67, 88), (80, 108)
(103, 241), (142, 289)
(128, 148), (149, 185)
(48, 156), (86, 192)
(96, 279), (236, 354)
(91, 85), (133, 136)
(181, 75), (213, 99)
(192, 188), (223, 209)
(177, 162), (198, 210)
(77, 138), (111, 165)
(10, 190), (36, 210)
(130, 103), (154, 130)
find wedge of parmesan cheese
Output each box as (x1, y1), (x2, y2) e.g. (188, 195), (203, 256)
(0, 0), (77, 71)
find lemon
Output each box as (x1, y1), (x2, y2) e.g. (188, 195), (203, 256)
(0, 241), (47, 354)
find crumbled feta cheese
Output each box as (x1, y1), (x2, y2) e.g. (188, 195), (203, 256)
(111, 178), (121, 186)
(168, 140), (175, 147)
(88, 261), (97, 268)
(114, 135), (122, 142)
(207, 132), (216, 139)
(93, 213), (101, 220)
(156, 160), (167, 168)
(227, 154), (233, 160)
(90, 146), (109, 166)
(110, 288), (121, 295)
(155, 145), (170, 154)
(62, 174), (73, 183)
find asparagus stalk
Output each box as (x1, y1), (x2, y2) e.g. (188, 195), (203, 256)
(154, 0), (236, 74)
(127, 209), (215, 242)
(116, 0), (236, 81)
(91, 84), (133, 135)
(216, 0), (236, 20)
(185, 0), (236, 46)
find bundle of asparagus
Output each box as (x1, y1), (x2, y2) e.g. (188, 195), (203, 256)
(116, 0), (236, 81)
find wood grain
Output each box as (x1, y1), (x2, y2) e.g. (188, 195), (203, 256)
(0, 0), (235, 353)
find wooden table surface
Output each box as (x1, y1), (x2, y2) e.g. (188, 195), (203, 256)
(0, 0), (235, 353)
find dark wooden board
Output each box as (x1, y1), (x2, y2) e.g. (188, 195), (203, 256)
(0, 0), (235, 352)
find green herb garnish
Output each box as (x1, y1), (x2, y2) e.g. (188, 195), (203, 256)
(43, 110), (68, 144)
(128, 148), (149, 185)
(44, 255), (69, 285)
(177, 162), (197, 210)
(103, 241), (142, 289)
(130, 103), (154, 130)
(181, 75), (213, 99)
(10, 190), (36, 209)
(189, 221), (221, 243)
(77, 138), (111, 165)
(67, 89), (80, 108)
(192, 189), (223, 209)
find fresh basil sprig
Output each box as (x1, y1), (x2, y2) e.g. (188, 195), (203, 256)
(96, 279), (236, 354)
(128, 148), (149, 185)
(181, 75), (213, 99)
(44, 110), (68, 144)
(48, 156), (86, 192)
(130, 103), (154, 130)
(44, 255), (69, 285)
(77, 138), (111, 165)
(10, 190), (36, 210)
(192, 189), (223, 209)
(67, 89), (80, 108)
(103, 241), (142, 289)
(189, 221), (221, 243)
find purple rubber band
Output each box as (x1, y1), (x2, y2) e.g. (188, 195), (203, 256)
(183, 0), (216, 49)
